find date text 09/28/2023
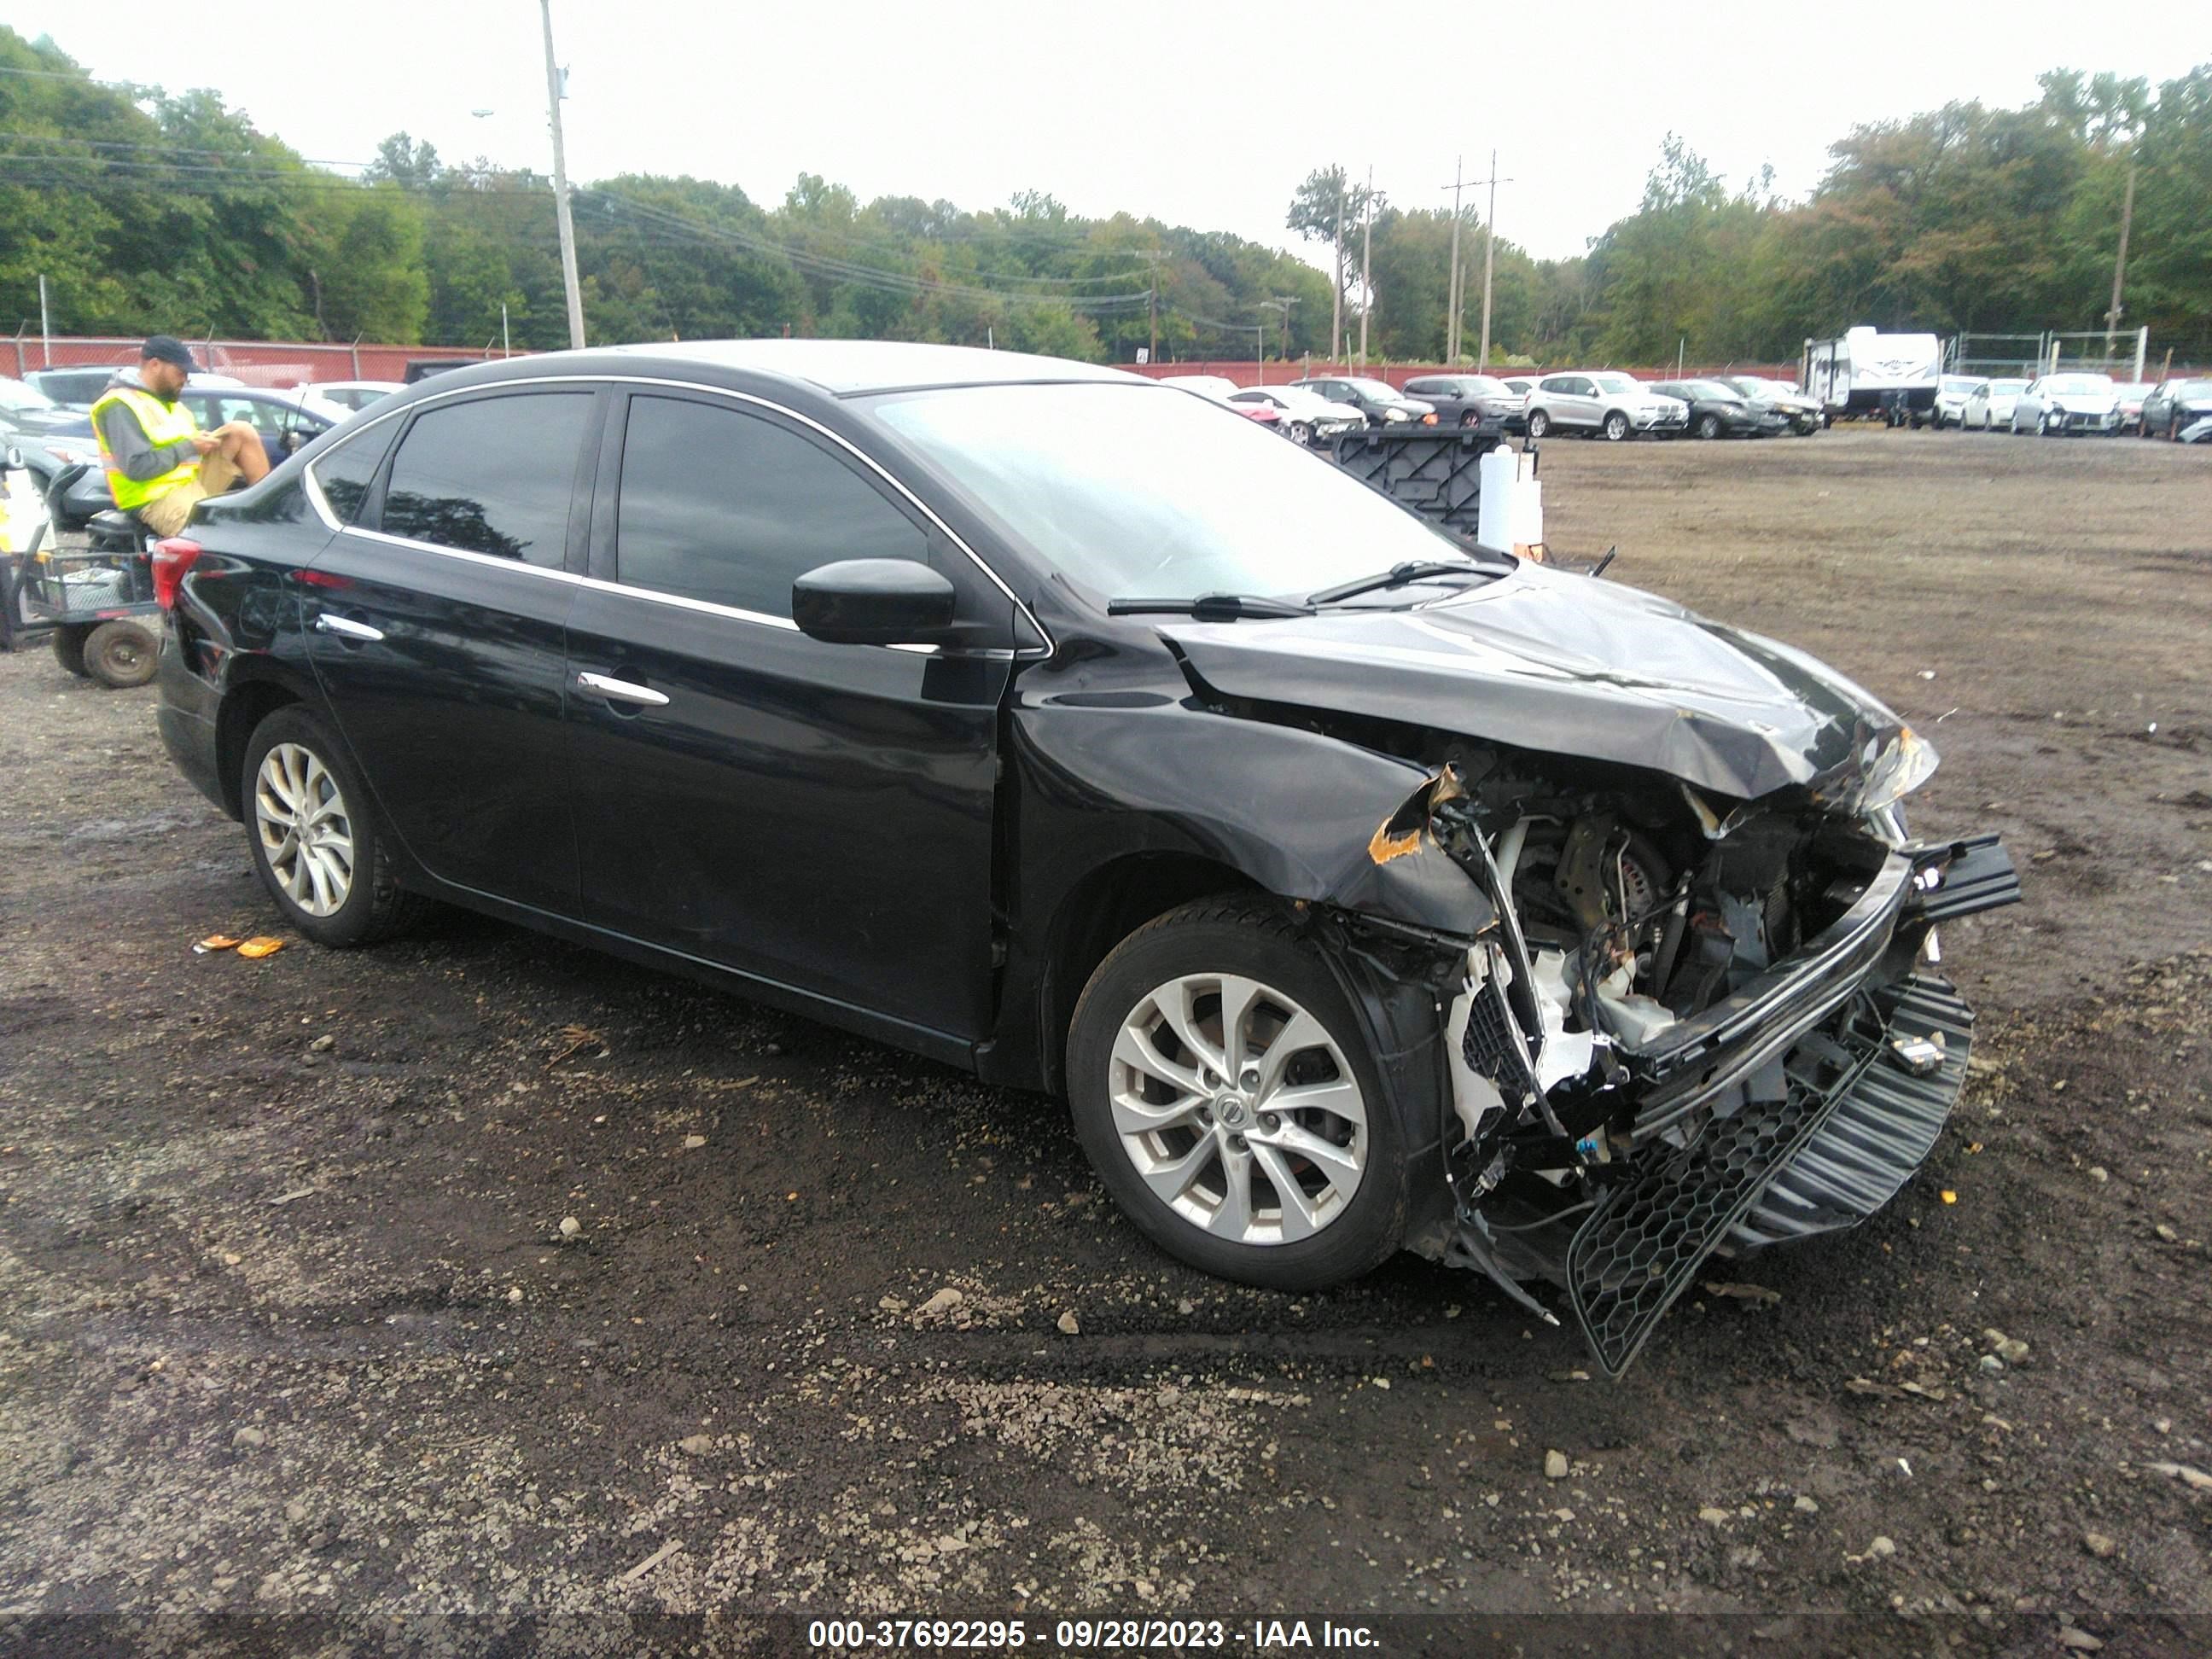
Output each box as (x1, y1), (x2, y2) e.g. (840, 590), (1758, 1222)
(804, 1617), (1381, 1650)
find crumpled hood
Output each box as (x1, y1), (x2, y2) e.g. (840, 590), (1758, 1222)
(1161, 560), (1918, 802)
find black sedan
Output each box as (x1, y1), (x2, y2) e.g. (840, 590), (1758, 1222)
(1650, 379), (1789, 439)
(151, 341), (2015, 1376)
(1399, 373), (1525, 433)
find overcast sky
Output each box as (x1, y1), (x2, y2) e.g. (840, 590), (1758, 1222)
(20, 2), (2209, 266)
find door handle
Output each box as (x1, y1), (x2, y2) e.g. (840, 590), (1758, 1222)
(576, 670), (670, 707)
(314, 613), (383, 643)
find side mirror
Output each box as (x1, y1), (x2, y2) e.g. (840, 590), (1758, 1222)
(3, 445), (22, 470)
(792, 559), (958, 646)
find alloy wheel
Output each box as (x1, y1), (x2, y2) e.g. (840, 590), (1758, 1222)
(253, 742), (356, 917)
(1106, 972), (1367, 1246)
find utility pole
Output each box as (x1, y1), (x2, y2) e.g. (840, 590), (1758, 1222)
(1358, 166), (1374, 367)
(38, 273), (50, 367)
(1475, 149), (1514, 373)
(1443, 157), (1464, 364)
(1254, 317), (1267, 385)
(2104, 155), (2137, 359)
(1266, 295), (1297, 364)
(539, 0), (586, 350)
(1331, 176), (1345, 369)
(1139, 248), (1166, 364)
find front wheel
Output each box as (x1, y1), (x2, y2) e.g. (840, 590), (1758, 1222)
(1602, 410), (1630, 441)
(1525, 409), (1551, 439)
(1287, 421), (1312, 446)
(242, 706), (428, 948)
(1695, 414), (1722, 440)
(1067, 898), (1407, 1290)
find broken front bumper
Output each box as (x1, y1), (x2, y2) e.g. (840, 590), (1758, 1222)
(1461, 834), (2019, 1377)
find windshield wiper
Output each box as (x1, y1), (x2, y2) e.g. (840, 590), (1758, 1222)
(1108, 591), (1315, 620)
(1307, 557), (1505, 606)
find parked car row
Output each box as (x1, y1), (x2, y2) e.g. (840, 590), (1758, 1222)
(1928, 371), (2211, 439)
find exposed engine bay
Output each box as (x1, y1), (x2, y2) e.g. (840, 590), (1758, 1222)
(1364, 743), (2017, 1375)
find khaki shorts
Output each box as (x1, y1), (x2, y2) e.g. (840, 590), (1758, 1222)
(138, 445), (241, 538)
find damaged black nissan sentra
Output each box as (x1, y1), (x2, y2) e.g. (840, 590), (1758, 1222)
(152, 341), (2018, 1375)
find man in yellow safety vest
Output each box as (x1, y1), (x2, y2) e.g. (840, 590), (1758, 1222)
(90, 336), (271, 538)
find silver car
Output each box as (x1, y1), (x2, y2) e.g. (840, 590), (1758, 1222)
(2010, 373), (2121, 436)
(1523, 372), (1688, 441)
(1959, 379), (2028, 431)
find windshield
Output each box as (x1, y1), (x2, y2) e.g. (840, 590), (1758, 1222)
(872, 382), (1471, 603)
(0, 380), (59, 412)
(1343, 378), (1400, 399)
(2046, 375), (2113, 395)
(1941, 377), (1978, 394)
(1592, 374), (1643, 393)
(1689, 381), (1742, 400)
(1460, 376), (1509, 395)
(1988, 379), (2028, 393)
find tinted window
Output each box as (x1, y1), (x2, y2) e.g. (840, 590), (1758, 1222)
(380, 393), (591, 566)
(615, 395), (927, 618)
(311, 428), (392, 527)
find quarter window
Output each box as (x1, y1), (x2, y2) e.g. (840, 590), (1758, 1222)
(310, 428), (392, 527)
(614, 395), (927, 619)
(380, 393), (591, 567)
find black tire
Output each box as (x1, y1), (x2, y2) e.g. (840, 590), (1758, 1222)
(241, 705), (429, 948)
(84, 620), (157, 688)
(1288, 421), (1312, 446)
(53, 624), (90, 678)
(1695, 413), (1722, 440)
(1525, 409), (1550, 439)
(1066, 897), (1409, 1291)
(1602, 410), (1630, 441)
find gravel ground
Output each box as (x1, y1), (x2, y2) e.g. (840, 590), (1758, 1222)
(1, 427), (2209, 1655)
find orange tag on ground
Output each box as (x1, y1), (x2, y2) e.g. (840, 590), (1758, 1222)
(235, 937), (286, 959)
(194, 934), (242, 953)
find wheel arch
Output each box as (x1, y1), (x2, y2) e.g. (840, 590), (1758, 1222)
(214, 664), (316, 820)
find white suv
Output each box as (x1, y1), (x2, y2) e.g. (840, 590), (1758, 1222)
(1523, 372), (1689, 441)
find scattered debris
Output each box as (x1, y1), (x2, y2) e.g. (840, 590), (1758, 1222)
(230, 1427), (265, 1449)
(544, 1024), (602, 1069)
(681, 1135), (706, 1150)
(1845, 1535), (1897, 1564)
(309, 1034), (335, 1053)
(2056, 1627), (2105, 1652)
(1697, 1506), (1732, 1526)
(915, 1288), (964, 1320)
(506, 1287), (524, 1304)
(558, 1216), (581, 1238)
(192, 934), (241, 954)
(2146, 1461), (2212, 1493)
(1056, 1311), (1080, 1336)
(677, 1435), (713, 1457)
(1702, 1281), (1781, 1305)
(2083, 1532), (2117, 1558)
(1544, 1450), (1569, 1481)
(618, 1540), (682, 1584)
(234, 936), (285, 959)
(268, 1187), (318, 1207)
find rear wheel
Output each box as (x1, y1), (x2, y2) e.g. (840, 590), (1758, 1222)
(1525, 409), (1551, 439)
(242, 706), (429, 948)
(84, 620), (157, 688)
(1602, 410), (1630, 442)
(52, 624), (90, 678)
(1067, 898), (1407, 1290)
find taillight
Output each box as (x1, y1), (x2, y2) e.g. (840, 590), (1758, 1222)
(152, 538), (203, 609)
(1421, 411), (1438, 425)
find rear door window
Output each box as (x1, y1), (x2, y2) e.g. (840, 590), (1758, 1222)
(309, 427), (395, 526)
(379, 392), (593, 568)
(614, 393), (928, 620)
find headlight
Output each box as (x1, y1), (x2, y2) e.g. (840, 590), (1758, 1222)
(1850, 726), (1941, 816)
(1383, 407), (1410, 422)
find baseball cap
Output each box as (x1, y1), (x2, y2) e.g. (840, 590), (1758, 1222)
(143, 336), (197, 370)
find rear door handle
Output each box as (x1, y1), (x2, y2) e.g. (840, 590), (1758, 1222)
(576, 670), (670, 707)
(314, 614), (383, 643)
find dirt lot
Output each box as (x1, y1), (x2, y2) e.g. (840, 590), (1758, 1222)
(2, 427), (2209, 1654)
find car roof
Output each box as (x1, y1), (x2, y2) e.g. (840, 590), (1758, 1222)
(597, 338), (1132, 395)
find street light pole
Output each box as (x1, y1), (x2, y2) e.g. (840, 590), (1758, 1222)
(1476, 149), (1513, 373)
(540, 0), (586, 350)
(1358, 166), (1374, 367)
